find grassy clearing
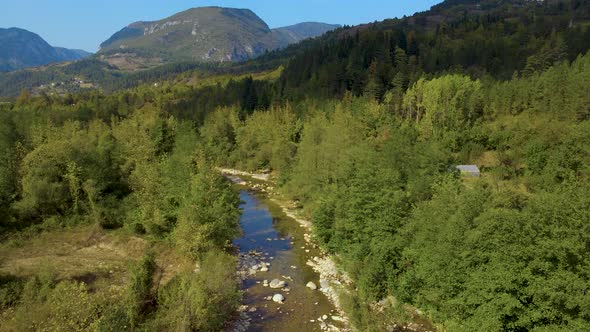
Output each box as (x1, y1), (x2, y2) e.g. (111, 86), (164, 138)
(184, 65), (283, 88)
(0, 226), (144, 284)
(0, 225), (192, 307)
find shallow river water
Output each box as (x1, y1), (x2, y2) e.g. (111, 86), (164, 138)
(233, 190), (343, 332)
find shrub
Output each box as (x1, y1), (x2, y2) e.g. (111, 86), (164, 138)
(0, 275), (25, 309)
(154, 250), (240, 331)
(124, 252), (156, 326)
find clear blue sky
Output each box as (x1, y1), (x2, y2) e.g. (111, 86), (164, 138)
(1, 0), (440, 52)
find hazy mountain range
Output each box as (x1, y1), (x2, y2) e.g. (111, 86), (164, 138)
(0, 27), (91, 72)
(0, 7), (339, 72)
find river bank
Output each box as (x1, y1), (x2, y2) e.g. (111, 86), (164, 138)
(220, 168), (437, 332)
(220, 168), (352, 332)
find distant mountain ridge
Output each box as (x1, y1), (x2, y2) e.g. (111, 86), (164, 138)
(99, 7), (339, 64)
(0, 28), (91, 72)
(272, 22), (341, 48)
(0, 0), (588, 97)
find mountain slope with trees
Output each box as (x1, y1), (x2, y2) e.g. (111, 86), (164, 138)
(271, 0), (590, 103)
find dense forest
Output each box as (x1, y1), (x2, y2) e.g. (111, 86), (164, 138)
(198, 51), (590, 331)
(1, 0), (590, 331)
(0, 88), (242, 329)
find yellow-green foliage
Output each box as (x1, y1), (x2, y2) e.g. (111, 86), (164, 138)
(4, 279), (111, 332)
(199, 107), (241, 166)
(172, 165), (240, 260)
(402, 75), (483, 138)
(234, 105), (300, 171)
(0, 85), (243, 331)
(199, 104), (301, 173)
(15, 120), (115, 221)
(151, 251), (240, 331)
(124, 252), (156, 327)
(186, 66), (283, 89)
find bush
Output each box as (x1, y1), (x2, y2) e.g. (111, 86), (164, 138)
(154, 250), (240, 331)
(125, 252), (156, 326)
(172, 169), (240, 260)
(0, 275), (25, 309)
(94, 305), (131, 332)
(10, 279), (106, 332)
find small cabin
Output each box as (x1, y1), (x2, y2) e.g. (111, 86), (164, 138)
(456, 165), (481, 177)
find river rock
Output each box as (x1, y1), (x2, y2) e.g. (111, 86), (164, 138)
(306, 281), (318, 290)
(269, 279), (286, 289)
(272, 294), (285, 303)
(260, 266), (269, 272)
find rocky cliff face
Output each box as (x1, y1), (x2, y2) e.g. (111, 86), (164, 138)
(99, 7), (339, 64)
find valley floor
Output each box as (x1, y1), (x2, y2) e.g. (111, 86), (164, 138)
(221, 168), (437, 332)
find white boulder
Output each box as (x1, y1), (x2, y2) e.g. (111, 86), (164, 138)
(269, 279), (286, 289)
(272, 294), (285, 303)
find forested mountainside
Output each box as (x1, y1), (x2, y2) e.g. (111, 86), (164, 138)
(274, 0), (590, 100)
(1, 0), (589, 331)
(0, 0), (587, 98)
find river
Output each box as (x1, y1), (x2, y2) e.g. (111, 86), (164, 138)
(233, 189), (344, 332)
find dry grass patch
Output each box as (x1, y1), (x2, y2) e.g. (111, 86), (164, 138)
(0, 226), (192, 291)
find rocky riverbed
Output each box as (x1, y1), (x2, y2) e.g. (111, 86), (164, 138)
(222, 169), (437, 332)
(226, 184), (350, 332)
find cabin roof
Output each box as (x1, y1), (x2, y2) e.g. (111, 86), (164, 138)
(456, 165), (481, 177)
(456, 165), (480, 172)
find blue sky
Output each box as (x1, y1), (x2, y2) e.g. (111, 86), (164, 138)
(1, 1), (440, 52)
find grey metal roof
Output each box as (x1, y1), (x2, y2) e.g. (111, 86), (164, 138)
(456, 165), (481, 177)
(456, 165), (480, 172)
